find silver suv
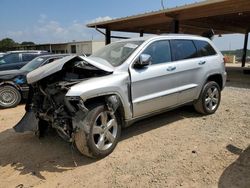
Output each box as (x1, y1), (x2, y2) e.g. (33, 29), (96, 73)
(15, 35), (227, 158)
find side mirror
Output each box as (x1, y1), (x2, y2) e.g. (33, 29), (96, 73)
(134, 54), (151, 68)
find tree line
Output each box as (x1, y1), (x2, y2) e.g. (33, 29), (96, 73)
(0, 38), (35, 52)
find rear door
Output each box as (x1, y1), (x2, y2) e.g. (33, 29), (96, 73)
(130, 40), (179, 117)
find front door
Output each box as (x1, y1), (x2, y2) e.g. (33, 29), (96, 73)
(130, 40), (179, 118)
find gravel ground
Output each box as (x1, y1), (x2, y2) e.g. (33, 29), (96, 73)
(0, 85), (249, 188)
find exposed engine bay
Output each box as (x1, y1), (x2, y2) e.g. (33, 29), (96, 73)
(14, 56), (112, 142)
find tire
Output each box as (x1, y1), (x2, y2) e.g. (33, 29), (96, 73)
(0, 85), (21, 109)
(74, 105), (121, 158)
(194, 81), (221, 115)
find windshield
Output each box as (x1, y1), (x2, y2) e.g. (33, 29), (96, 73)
(91, 40), (144, 67)
(20, 57), (47, 72)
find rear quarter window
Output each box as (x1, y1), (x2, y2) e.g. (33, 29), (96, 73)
(171, 40), (198, 61)
(193, 40), (217, 57)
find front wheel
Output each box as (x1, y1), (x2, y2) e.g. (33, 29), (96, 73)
(194, 81), (221, 115)
(74, 105), (121, 158)
(0, 85), (21, 109)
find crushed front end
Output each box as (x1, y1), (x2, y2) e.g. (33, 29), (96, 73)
(14, 55), (112, 142)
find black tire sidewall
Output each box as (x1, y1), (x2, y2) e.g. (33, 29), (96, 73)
(87, 105), (121, 158)
(201, 81), (221, 114)
(0, 85), (21, 108)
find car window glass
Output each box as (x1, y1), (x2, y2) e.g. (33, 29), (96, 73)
(171, 40), (198, 61)
(143, 40), (171, 64)
(0, 53), (20, 64)
(91, 41), (144, 67)
(22, 54), (37, 61)
(20, 57), (46, 72)
(193, 40), (217, 57)
(43, 57), (61, 65)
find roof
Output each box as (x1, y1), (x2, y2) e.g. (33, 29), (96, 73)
(87, 0), (250, 35)
(113, 34), (212, 42)
(6, 50), (47, 53)
(36, 54), (69, 58)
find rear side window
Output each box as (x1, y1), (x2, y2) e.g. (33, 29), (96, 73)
(193, 40), (217, 57)
(171, 40), (197, 61)
(22, 54), (38, 61)
(143, 40), (172, 64)
(0, 53), (20, 64)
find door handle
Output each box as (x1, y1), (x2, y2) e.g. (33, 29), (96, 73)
(198, 61), (206, 65)
(167, 66), (176, 71)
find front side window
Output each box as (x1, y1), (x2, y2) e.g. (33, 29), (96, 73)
(171, 40), (197, 61)
(91, 40), (144, 67)
(143, 40), (172, 64)
(193, 40), (217, 57)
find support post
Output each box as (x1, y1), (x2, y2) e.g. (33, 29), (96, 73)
(140, 30), (144, 37)
(242, 31), (249, 67)
(105, 28), (111, 45)
(173, 20), (179, 33)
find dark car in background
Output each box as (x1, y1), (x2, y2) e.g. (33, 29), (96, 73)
(0, 54), (68, 108)
(0, 50), (49, 71)
(0, 52), (5, 57)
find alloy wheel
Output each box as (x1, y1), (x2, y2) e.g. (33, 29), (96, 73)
(92, 111), (118, 151)
(205, 86), (219, 111)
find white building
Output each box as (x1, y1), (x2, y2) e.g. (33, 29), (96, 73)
(15, 40), (105, 56)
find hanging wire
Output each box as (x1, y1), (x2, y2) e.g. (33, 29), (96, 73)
(161, 0), (167, 9)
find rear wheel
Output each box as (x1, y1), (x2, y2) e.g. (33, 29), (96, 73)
(0, 85), (21, 109)
(194, 81), (221, 115)
(74, 105), (121, 158)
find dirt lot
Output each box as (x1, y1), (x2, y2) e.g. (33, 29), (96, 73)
(0, 75), (249, 187)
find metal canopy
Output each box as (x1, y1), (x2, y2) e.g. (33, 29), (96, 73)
(87, 0), (250, 67)
(87, 0), (250, 35)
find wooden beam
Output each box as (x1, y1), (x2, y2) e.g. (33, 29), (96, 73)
(176, 0), (250, 20)
(182, 20), (246, 34)
(109, 15), (173, 30)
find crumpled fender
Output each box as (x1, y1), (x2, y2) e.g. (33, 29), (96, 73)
(13, 111), (38, 133)
(13, 86), (38, 133)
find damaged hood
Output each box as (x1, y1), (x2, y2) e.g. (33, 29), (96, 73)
(0, 69), (27, 80)
(27, 55), (114, 84)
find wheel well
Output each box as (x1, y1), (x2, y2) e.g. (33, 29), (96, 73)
(84, 95), (125, 124)
(207, 74), (223, 90)
(84, 96), (106, 108)
(0, 82), (22, 96)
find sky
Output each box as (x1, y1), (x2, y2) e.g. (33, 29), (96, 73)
(0, 0), (249, 50)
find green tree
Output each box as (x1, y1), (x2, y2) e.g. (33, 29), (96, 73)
(0, 38), (18, 51)
(21, 41), (35, 46)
